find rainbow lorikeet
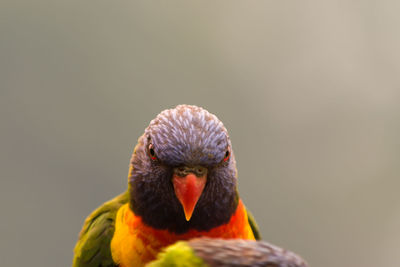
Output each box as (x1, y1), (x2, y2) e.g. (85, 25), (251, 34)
(72, 105), (260, 267)
(148, 238), (308, 267)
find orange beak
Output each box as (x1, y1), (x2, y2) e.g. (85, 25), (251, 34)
(172, 173), (207, 221)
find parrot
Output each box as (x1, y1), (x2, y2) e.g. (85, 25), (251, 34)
(147, 238), (308, 267)
(72, 105), (260, 267)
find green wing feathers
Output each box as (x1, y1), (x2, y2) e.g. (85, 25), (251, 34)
(246, 208), (261, 240)
(72, 191), (129, 267)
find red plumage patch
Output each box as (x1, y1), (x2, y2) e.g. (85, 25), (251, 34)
(111, 200), (255, 267)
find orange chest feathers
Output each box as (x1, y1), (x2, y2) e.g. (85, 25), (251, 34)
(110, 200), (255, 267)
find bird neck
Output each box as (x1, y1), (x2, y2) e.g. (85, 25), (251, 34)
(111, 199), (255, 267)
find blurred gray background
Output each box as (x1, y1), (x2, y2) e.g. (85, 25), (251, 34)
(1, 1), (399, 266)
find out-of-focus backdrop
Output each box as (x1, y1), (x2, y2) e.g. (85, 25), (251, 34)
(1, 1), (399, 266)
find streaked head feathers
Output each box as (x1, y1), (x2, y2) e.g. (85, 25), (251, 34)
(129, 105), (238, 233)
(145, 105), (230, 166)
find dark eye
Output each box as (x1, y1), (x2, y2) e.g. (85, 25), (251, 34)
(148, 144), (157, 161)
(223, 149), (230, 162)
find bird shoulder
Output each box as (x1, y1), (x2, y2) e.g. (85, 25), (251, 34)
(72, 191), (129, 267)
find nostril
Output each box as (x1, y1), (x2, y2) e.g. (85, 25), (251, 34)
(175, 166), (207, 177)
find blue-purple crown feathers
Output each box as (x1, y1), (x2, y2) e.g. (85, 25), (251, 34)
(145, 105), (230, 166)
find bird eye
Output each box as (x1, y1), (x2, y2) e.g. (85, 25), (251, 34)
(223, 149), (230, 162)
(148, 144), (157, 161)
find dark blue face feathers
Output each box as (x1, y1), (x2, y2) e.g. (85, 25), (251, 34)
(128, 105), (239, 233)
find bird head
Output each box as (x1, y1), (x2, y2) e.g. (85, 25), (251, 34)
(128, 105), (238, 233)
